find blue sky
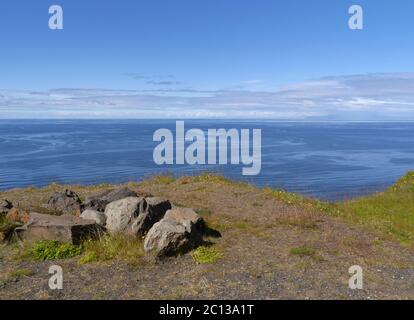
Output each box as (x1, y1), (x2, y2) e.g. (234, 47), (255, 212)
(1, 0), (414, 119)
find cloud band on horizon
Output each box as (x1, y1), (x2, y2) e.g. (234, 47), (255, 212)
(1, 73), (414, 120)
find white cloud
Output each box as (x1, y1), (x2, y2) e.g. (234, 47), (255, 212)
(1, 73), (414, 119)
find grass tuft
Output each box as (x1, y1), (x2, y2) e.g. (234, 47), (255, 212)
(30, 240), (83, 261)
(9, 268), (34, 278)
(191, 246), (222, 264)
(290, 246), (316, 257)
(80, 234), (144, 264)
(0, 214), (21, 241)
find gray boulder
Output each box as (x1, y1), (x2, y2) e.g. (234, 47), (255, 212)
(0, 199), (13, 214)
(80, 209), (106, 226)
(104, 197), (171, 237)
(44, 189), (82, 215)
(143, 218), (192, 257)
(144, 207), (205, 257)
(83, 187), (137, 212)
(17, 212), (102, 245)
(104, 197), (147, 234)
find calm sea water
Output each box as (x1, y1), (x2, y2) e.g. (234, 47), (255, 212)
(1, 120), (414, 201)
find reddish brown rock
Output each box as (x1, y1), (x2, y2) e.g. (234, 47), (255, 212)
(17, 212), (102, 245)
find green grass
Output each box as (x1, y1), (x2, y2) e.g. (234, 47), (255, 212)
(17, 235), (144, 264)
(150, 174), (176, 185)
(0, 214), (21, 242)
(290, 246), (316, 257)
(79, 234), (145, 265)
(192, 173), (232, 184)
(30, 240), (83, 261)
(196, 208), (212, 216)
(337, 172), (414, 243)
(190, 173), (250, 189)
(78, 251), (98, 265)
(9, 268), (34, 278)
(0, 268), (34, 285)
(0, 214), (13, 233)
(191, 246), (223, 264)
(264, 188), (306, 205)
(262, 172), (414, 244)
(234, 222), (248, 230)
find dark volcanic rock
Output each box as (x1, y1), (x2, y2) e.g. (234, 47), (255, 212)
(17, 212), (102, 245)
(83, 187), (138, 212)
(44, 190), (82, 215)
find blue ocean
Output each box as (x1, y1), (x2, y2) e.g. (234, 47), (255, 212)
(1, 120), (413, 201)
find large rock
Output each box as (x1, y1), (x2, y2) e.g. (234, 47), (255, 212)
(143, 218), (192, 257)
(80, 209), (106, 227)
(0, 199), (13, 214)
(144, 208), (205, 257)
(104, 197), (147, 234)
(17, 212), (102, 245)
(164, 208), (205, 234)
(105, 197), (171, 237)
(130, 197), (172, 236)
(83, 187), (137, 212)
(44, 190), (82, 215)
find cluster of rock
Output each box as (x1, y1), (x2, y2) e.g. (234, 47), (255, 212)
(1, 187), (217, 258)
